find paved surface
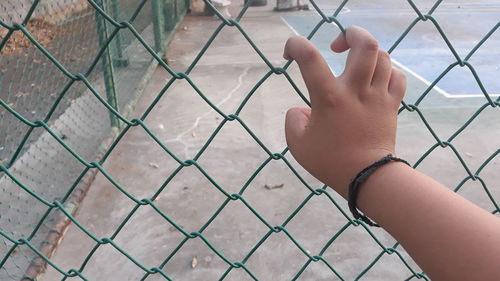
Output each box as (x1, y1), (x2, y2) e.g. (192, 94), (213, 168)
(42, 1), (499, 280)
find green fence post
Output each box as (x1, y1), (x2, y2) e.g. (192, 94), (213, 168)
(95, 0), (120, 128)
(164, 0), (176, 32)
(174, 0), (179, 23)
(152, 0), (165, 53)
(185, 0), (191, 15)
(110, 0), (129, 67)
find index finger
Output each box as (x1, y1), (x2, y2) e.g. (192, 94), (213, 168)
(331, 26), (379, 88)
(284, 36), (336, 108)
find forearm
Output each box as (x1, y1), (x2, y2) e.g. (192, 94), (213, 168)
(351, 162), (500, 281)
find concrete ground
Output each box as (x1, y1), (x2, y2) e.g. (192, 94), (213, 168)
(42, 1), (499, 280)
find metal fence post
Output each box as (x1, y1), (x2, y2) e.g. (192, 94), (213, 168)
(152, 0), (165, 53)
(95, 0), (120, 128)
(185, 0), (191, 14)
(165, 0), (177, 31)
(110, 0), (129, 67)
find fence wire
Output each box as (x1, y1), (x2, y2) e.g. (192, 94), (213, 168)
(0, 0), (499, 280)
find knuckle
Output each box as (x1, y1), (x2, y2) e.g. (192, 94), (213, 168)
(391, 68), (407, 98)
(322, 86), (343, 107)
(401, 71), (407, 83)
(378, 50), (390, 61)
(285, 107), (300, 118)
(285, 36), (321, 62)
(362, 37), (379, 52)
(395, 68), (407, 82)
(284, 36), (298, 52)
(287, 35), (305, 45)
(346, 26), (379, 52)
(323, 94), (337, 107)
(300, 44), (321, 61)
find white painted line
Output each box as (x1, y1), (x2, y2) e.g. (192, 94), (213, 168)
(390, 58), (451, 98)
(280, 15), (300, 35)
(391, 58), (499, 98)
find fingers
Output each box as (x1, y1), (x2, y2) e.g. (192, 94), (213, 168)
(284, 36), (336, 107)
(330, 26), (379, 88)
(371, 50), (392, 89)
(388, 67), (407, 101)
(284, 28), (405, 108)
(285, 107), (311, 150)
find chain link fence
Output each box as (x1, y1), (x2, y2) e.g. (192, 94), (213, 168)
(0, 0), (187, 279)
(1, 0), (499, 280)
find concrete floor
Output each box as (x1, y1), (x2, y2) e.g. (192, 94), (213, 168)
(41, 1), (499, 280)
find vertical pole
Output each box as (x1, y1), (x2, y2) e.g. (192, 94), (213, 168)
(95, 0), (120, 128)
(164, 0), (176, 32)
(152, 0), (165, 53)
(110, 0), (129, 67)
(174, 0), (179, 23)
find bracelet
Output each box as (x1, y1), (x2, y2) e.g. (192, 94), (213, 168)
(348, 154), (411, 227)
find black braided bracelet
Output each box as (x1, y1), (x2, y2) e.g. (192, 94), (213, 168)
(348, 154), (411, 227)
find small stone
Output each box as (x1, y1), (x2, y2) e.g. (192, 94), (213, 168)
(264, 183), (284, 190)
(149, 162), (160, 168)
(191, 256), (198, 268)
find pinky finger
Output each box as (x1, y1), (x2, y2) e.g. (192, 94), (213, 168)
(388, 67), (407, 101)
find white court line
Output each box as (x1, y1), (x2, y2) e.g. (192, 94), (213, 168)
(391, 58), (500, 98)
(390, 58), (451, 98)
(280, 16), (499, 99)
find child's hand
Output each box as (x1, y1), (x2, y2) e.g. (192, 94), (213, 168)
(283, 26), (406, 197)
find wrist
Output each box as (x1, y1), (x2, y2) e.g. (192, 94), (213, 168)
(347, 154), (411, 226)
(324, 148), (397, 198)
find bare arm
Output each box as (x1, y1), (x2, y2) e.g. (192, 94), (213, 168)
(283, 26), (500, 281)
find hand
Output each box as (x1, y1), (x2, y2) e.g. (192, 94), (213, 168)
(283, 26), (407, 197)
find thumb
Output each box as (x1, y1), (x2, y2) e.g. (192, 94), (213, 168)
(285, 107), (311, 154)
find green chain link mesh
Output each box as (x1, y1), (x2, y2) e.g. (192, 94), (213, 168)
(1, 0), (499, 280)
